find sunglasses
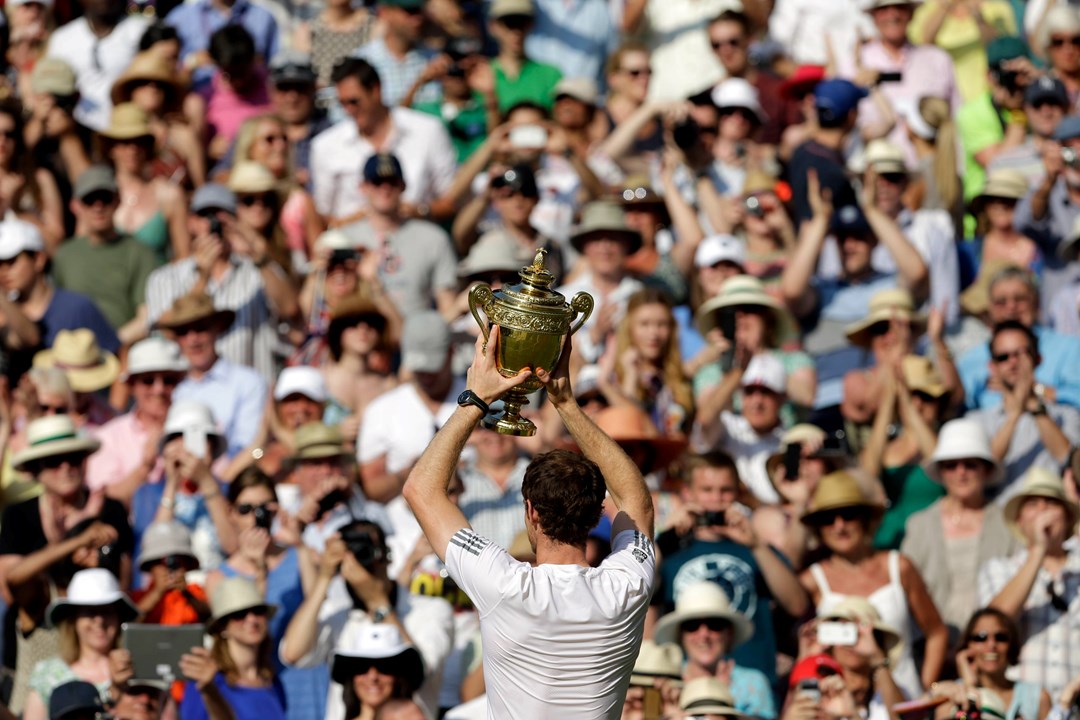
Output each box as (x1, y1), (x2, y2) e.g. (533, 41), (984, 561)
(38, 402), (67, 415)
(82, 191), (117, 206)
(238, 193), (275, 207)
(172, 321), (217, 336)
(274, 81), (311, 94)
(367, 177), (403, 188)
(991, 347), (1033, 363)
(680, 618), (732, 633)
(971, 632), (1009, 644)
(235, 502), (277, 515)
(224, 606), (270, 623)
(815, 507), (866, 525)
(133, 79), (169, 91)
(38, 452), (86, 470)
(710, 37), (741, 50)
(1050, 36), (1080, 48)
(258, 133), (288, 145)
(498, 14), (532, 29)
(134, 373), (181, 387)
(940, 458), (985, 472)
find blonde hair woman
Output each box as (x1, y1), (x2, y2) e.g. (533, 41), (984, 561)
(901, 97), (961, 224)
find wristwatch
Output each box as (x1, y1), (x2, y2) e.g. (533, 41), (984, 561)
(457, 389), (489, 416)
(371, 606), (393, 623)
(1030, 400), (1048, 416)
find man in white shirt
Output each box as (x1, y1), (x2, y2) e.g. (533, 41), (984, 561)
(309, 57), (457, 225)
(403, 330), (655, 720)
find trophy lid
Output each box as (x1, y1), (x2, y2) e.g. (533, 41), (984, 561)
(515, 248), (557, 296)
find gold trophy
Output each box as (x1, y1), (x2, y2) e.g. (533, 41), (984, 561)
(468, 249), (594, 436)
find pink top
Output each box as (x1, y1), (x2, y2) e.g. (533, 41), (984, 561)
(86, 411), (161, 492)
(203, 66), (272, 146)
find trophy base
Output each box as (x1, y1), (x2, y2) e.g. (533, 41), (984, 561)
(481, 412), (537, 437)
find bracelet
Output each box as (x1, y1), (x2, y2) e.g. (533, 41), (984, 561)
(160, 496), (175, 510)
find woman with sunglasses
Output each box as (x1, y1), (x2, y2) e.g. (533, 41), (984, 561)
(964, 170), (1040, 282)
(902, 419), (1019, 641)
(800, 471), (948, 698)
(331, 625), (425, 720)
(227, 162), (293, 275)
(931, 609), (1049, 720)
(180, 577), (284, 720)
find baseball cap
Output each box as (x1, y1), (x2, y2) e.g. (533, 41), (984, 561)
(270, 55), (316, 86)
(190, 183), (237, 215)
(1053, 115), (1080, 141)
(694, 234), (746, 269)
(31, 57), (76, 96)
(741, 353), (786, 394)
(986, 36), (1030, 67)
(491, 165), (539, 198)
(380, 0), (424, 9)
(363, 153), (405, 184)
(0, 218), (44, 261)
(73, 165), (118, 201)
(814, 79), (868, 124)
(274, 366), (328, 402)
(789, 654), (844, 688)
(401, 312), (451, 374)
(490, 0), (533, 19)
(1025, 75), (1069, 107)
(554, 77), (598, 106)
(831, 205), (873, 238)
(50, 680), (103, 720)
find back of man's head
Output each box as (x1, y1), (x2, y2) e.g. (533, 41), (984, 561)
(522, 450), (606, 547)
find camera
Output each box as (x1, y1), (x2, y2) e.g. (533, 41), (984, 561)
(992, 67), (1021, 94)
(317, 489), (349, 519)
(329, 248), (359, 266)
(340, 524), (385, 568)
(672, 117), (700, 151)
(51, 93), (78, 115)
(797, 679), (821, 703)
(163, 555), (183, 572)
(1063, 147), (1080, 169)
(208, 215), (223, 238)
(698, 510), (726, 527)
(252, 505), (273, 530)
(744, 196), (765, 218)
(98, 542), (120, 577)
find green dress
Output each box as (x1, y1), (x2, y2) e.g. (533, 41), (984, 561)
(874, 464), (946, 550)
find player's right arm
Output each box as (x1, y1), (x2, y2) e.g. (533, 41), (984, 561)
(536, 337), (655, 538)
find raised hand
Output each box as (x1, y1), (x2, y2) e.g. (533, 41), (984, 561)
(466, 327), (532, 407)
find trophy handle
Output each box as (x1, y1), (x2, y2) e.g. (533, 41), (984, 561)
(567, 292), (595, 337)
(468, 284), (495, 344)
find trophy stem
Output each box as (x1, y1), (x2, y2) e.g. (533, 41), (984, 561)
(482, 389), (537, 437)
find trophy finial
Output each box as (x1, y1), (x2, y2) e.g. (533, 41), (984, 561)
(530, 248), (547, 271)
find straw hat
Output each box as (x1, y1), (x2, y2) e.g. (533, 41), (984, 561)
(570, 201), (643, 254)
(862, 140), (906, 175)
(959, 259), (1021, 317)
(901, 355), (947, 398)
(33, 329), (120, 393)
(331, 624), (425, 691)
(924, 418), (1001, 484)
(742, 170), (777, 196)
(800, 471), (885, 526)
(765, 424), (830, 477)
(1003, 467), (1080, 539)
(137, 521), (198, 572)
(679, 677), (745, 717)
(653, 582), (754, 647)
(327, 293), (390, 353)
(111, 51), (185, 107)
(819, 596), (904, 665)
(228, 161), (278, 195)
(592, 405), (687, 470)
(973, 169), (1030, 212)
(844, 288), (926, 347)
(99, 103), (153, 142)
(12, 415), (101, 472)
(287, 422), (352, 465)
(208, 577), (277, 634)
(155, 293), (236, 334)
(47, 568), (139, 627)
(696, 275), (795, 341)
(629, 641), (684, 687)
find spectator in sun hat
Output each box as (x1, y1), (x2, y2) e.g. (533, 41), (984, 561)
(987, 75), (1069, 187)
(32, 328), (120, 429)
(684, 234), (746, 358)
(85, 337), (188, 501)
(130, 520), (210, 625)
(622, 641), (684, 720)
(678, 677), (749, 720)
(329, 624), (425, 720)
(21, 569), (139, 717)
(156, 292), (267, 459)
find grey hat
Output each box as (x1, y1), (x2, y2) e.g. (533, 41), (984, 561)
(73, 165), (117, 201)
(401, 311), (451, 374)
(457, 231), (526, 279)
(137, 521), (198, 572)
(1053, 115), (1080, 141)
(191, 183), (237, 215)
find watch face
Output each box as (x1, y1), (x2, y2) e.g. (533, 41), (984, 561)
(458, 390), (472, 405)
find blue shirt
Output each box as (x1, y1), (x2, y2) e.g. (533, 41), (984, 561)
(173, 358), (267, 458)
(728, 664), (777, 719)
(166, 0), (279, 87)
(43, 288), (120, 352)
(524, 0), (616, 87)
(958, 325), (1080, 411)
(180, 674), (286, 720)
(132, 480), (230, 577)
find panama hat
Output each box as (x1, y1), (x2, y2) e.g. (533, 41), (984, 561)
(111, 51), (185, 108)
(228, 161), (278, 195)
(1003, 467), (1080, 539)
(695, 275), (795, 342)
(959, 259), (1022, 317)
(286, 422), (352, 466)
(653, 582), (754, 647)
(457, 231), (529, 280)
(137, 521), (199, 572)
(800, 471), (885, 526)
(327, 293), (390, 354)
(99, 103), (154, 141)
(570, 201), (643, 254)
(593, 406), (687, 470)
(629, 641), (684, 687)
(47, 568), (139, 627)
(122, 337), (189, 381)
(924, 418), (1001, 484)
(155, 293), (236, 334)
(844, 288), (926, 347)
(972, 169), (1030, 212)
(11, 415), (101, 472)
(208, 577), (277, 634)
(33, 329), (120, 393)
(862, 140), (907, 175)
(679, 677), (746, 717)
(819, 595), (903, 664)
(901, 355), (947, 398)
(331, 624), (425, 691)
(742, 170), (777, 196)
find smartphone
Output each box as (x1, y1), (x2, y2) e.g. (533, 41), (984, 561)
(784, 442), (802, 481)
(208, 215), (223, 238)
(182, 427), (207, 460)
(817, 620), (858, 647)
(698, 510), (726, 527)
(508, 124), (548, 150)
(797, 679), (821, 703)
(877, 71), (903, 84)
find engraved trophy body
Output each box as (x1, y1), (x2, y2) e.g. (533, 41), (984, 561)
(467, 249), (593, 436)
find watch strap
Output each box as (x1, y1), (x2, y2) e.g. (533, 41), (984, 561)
(457, 389), (489, 415)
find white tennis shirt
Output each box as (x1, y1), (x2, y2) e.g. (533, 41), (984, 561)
(445, 528), (655, 719)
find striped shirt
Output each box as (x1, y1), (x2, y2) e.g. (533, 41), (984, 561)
(457, 457), (529, 550)
(145, 256), (282, 381)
